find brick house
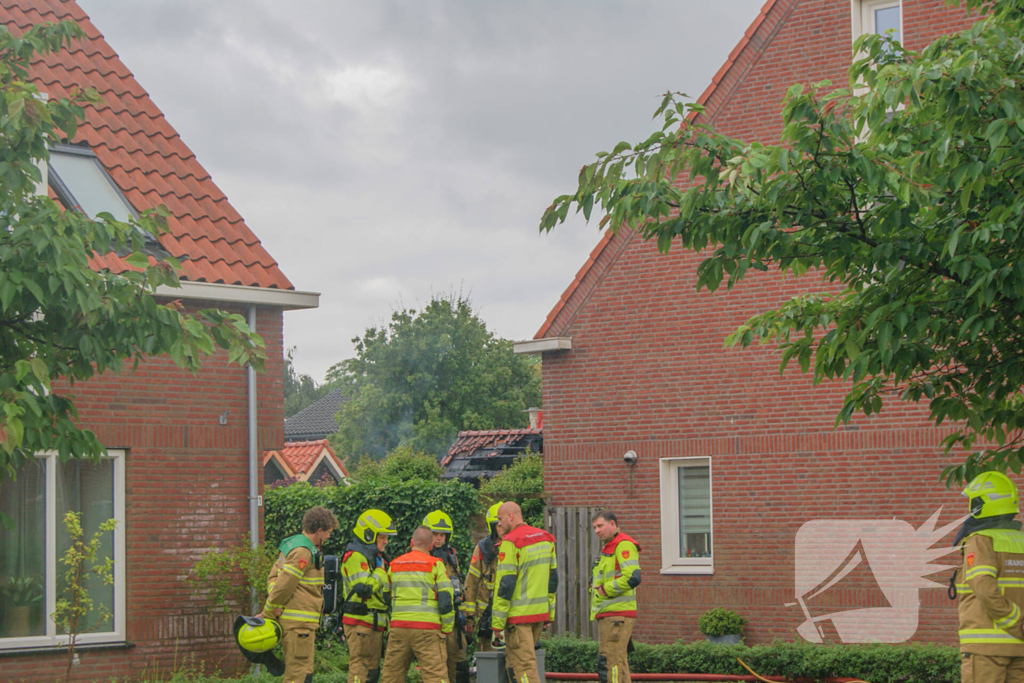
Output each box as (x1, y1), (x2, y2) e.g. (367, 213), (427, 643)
(0, 1), (317, 680)
(517, 0), (985, 646)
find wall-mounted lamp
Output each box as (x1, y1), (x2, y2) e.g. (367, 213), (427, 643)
(219, 410), (230, 426)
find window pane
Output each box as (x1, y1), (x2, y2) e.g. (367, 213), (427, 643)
(0, 459), (47, 638)
(56, 459), (115, 634)
(677, 464), (712, 558)
(875, 7), (900, 41)
(49, 152), (134, 222)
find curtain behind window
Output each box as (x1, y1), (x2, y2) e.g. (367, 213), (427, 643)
(0, 459), (46, 637)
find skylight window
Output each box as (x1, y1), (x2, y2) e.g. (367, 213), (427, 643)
(48, 144), (137, 222)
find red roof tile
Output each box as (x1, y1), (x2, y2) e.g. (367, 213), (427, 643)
(442, 428), (543, 466)
(0, 0), (293, 290)
(264, 439), (349, 478)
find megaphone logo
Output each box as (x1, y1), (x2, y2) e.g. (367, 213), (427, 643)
(789, 508), (967, 643)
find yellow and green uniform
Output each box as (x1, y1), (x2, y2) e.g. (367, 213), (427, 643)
(465, 537), (498, 624)
(493, 524), (557, 630)
(263, 534), (324, 683)
(388, 549), (455, 632)
(342, 541), (391, 631)
(590, 532), (641, 620)
(956, 528), (1024, 654)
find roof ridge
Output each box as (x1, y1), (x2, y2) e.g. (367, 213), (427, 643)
(535, 0), (789, 339)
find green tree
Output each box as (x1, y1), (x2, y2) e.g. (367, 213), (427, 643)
(479, 454), (545, 528)
(284, 346), (338, 418)
(0, 22), (264, 487)
(331, 294), (541, 460)
(353, 444), (443, 482)
(542, 0), (1023, 484)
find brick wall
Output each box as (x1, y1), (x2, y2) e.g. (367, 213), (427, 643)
(542, 0), (983, 646)
(2, 302), (284, 682)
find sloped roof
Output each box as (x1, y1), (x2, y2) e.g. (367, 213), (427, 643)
(0, 0), (292, 290)
(535, 0), (784, 339)
(441, 428), (542, 466)
(284, 387), (352, 442)
(264, 439), (349, 478)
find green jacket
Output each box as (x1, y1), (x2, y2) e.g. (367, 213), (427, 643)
(341, 540), (390, 631)
(493, 524), (557, 630)
(590, 532), (641, 620)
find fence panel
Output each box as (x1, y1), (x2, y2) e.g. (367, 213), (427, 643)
(547, 506), (601, 638)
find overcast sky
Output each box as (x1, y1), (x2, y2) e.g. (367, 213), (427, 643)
(79, 0), (764, 382)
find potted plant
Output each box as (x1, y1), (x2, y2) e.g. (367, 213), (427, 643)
(1, 575), (43, 637)
(698, 607), (747, 645)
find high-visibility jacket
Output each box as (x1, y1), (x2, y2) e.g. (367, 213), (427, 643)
(264, 534), (324, 628)
(590, 532), (641, 620)
(388, 549), (455, 633)
(956, 528), (1024, 655)
(464, 537), (498, 621)
(492, 524), (557, 630)
(342, 540), (391, 631)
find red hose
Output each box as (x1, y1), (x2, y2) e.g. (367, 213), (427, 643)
(545, 674), (864, 682)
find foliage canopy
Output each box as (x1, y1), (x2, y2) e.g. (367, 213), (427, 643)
(331, 294), (541, 460)
(0, 22), (265, 485)
(542, 0), (1024, 484)
(479, 454), (545, 528)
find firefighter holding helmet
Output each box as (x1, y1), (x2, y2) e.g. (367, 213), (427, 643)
(424, 509), (470, 683)
(257, 505), (339, 683)
(464, 501), (505, 651)
(342, 509), (397, 683)
(955, 471), (1024, 682)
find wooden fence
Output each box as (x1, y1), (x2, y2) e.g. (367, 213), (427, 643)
(548, 505), (602, 638)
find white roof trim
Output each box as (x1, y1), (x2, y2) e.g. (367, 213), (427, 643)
(514, 337), (572, 355)
(155, 280), (319, 310)
(304, 450), (351, 486)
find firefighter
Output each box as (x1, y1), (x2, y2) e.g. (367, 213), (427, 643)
(424, 509), (470, 683)
(380, 525), (454, 683)
(954, 471), (1024, 683)
(492, 502), (558, 683)
(260, 505), (339, 683)
(590, 511), (641, 683)
(342, 509), (397, 683)
(465, 501), (505, 652)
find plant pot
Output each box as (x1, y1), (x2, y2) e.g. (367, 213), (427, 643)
(705, 633), (742, 645)
(3, 605), (31, 637)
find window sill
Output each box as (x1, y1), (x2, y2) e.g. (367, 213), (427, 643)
(0, 640), (134, 657)
(660, 565), (714, 575)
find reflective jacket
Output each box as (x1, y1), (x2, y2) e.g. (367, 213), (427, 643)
(956, 528), (1024, 655)
(464, 537), (497, 621)
(264, 534), (324, 628)
(590, 532), (641, 620)
(493, 524), (557, 630)
(341, 540), (391, 631)
(389, 549), (454, 633)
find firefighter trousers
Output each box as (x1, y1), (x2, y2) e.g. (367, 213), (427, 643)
(282, 625), (316, 683)
(504, 622), (545, 683)
(597, 617), (634, 683)
(962, 652), (1024, 683)
(344, 623), (384, 683)
(381, 627), (449, 683)
(446, 624), (469, 683)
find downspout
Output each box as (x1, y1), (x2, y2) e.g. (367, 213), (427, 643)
(247, 304), (259, 551)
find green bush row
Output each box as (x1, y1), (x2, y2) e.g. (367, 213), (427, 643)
(540, 636), (960, 683)
(264, 477), (480, 566)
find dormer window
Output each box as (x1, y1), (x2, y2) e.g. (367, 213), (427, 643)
(48, 143), (136, 222)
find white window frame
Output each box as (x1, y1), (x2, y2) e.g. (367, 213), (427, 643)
(0, 449), (126, 651)
(659, 456), (714, 575)
(851, 0), (902, 43)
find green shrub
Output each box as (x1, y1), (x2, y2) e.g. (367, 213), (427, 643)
(540, 636), (960, 683)
(353, 446), (443, 482)
(698, 607), (747, 637)
(264, 477), (479, 567)
(188, 542), (278, 612)
(479, 454), (545, 528)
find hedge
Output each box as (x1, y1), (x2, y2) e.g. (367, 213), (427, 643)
(264, 478), (480, 566)
(540, 636), (960, 683)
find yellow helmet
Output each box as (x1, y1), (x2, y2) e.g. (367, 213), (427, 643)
(964, 471), (1020, 519)
(423, 510), (454, 534)
(233, 615), (285, 676)
(486, 501), (504, 534)
(354, 509), (397, 544)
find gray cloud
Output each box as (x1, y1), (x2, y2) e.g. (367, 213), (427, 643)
(80, 0), (763, 380)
